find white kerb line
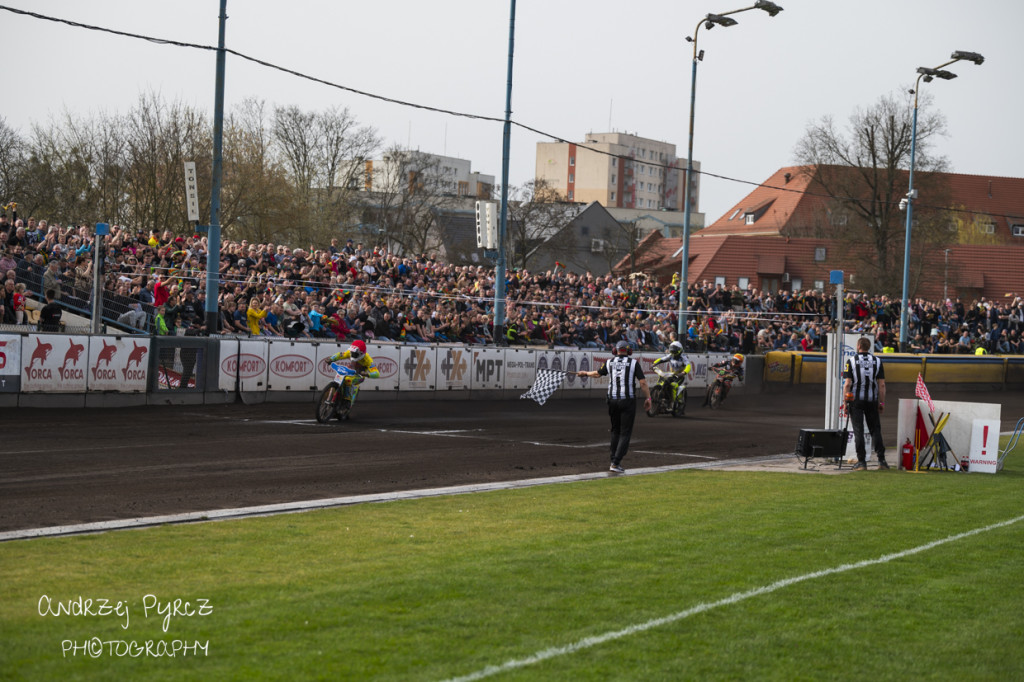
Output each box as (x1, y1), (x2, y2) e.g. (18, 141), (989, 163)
(442, 513), (1024, 682)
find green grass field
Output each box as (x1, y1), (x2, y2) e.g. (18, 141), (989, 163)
(2, 442), (1023, 681)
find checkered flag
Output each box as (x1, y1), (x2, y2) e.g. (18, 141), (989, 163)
(520, 369), (568, 405)
(915, 373), (935, 414)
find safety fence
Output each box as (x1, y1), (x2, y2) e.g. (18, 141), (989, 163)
(0, 332), (754, 407)
(764, 350), (1024, 387)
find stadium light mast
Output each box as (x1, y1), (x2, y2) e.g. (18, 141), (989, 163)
(205, 0), (228, 334)
(898, 50), (984, 351)
(677, 0), (783, 337)
(494, 0), (516, 342)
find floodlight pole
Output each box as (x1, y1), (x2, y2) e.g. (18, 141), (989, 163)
(494, 0), (516, 343)
(677, 1), (782, 338)
(205, 0), (228, 335)
(899, 51), (984, 351)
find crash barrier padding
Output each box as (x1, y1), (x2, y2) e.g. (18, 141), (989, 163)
(763, 350), (1024, 385)
(0, 332), (760, 407)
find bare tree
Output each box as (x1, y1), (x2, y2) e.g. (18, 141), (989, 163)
(364, 147), (458, 256)
(273, 104), (380, 245)
(505, 179), (570, 270)
(0, 118), (29, 212)
(794, 90), (950, 295)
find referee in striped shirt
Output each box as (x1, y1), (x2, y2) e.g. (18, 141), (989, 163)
(578, 340), (652, 473)
(843, 336), (888, 470)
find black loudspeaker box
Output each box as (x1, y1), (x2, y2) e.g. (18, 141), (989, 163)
(795, 428), (848, 460)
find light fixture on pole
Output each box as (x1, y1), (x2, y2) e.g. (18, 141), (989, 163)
(677, 0), (783, 337)
(898, 50), (984, 351)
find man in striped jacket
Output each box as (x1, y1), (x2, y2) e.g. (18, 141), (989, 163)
(843, 336), (888, 471)
(578, 340), (652, 473)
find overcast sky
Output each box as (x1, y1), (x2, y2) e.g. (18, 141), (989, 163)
(3, 0), (1021, 223)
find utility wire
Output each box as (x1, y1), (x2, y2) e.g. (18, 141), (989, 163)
(1, 3), (1019, 223)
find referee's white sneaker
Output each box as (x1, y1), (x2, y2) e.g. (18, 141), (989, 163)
(609, 464), (625, 474)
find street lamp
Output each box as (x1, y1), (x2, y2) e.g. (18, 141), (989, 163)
(677, 0), (783, 337)
(898, 50), (984, 351)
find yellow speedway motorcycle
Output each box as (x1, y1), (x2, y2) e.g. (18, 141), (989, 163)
(646, 364), (690, 418)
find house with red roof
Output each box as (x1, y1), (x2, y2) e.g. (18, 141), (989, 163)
(614, 165), (1024, 302)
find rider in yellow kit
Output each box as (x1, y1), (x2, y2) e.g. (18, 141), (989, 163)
(327, 340), (380, 406)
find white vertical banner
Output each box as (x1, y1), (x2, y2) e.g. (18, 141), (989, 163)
(825, 333), (872, 429)
(436, 346), (472, 391)
(469, 347), (505, 390)
(87, 337), (150, 392)
(560, 350), (591, 391)
(266, 340), (317, 391)
(399, 345), (436, 391)
(968, 419), (1000, 474)
(218, 339), (268, 392)
(0, 334), (22, 392)
(501, 348), (536, 390)
(184, 161), (200, 222)
(22, 334), (89, 392)
(365, 342), (400, 392)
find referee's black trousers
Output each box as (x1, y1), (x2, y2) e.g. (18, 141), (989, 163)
(849, 399), (884, 461)
(607, 397), (637, 466)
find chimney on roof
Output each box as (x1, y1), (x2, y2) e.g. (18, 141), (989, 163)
(784, 172), (791, 184)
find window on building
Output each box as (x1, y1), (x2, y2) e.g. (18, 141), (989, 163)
(581, 225), (590, 236)
(792, 278), (802, 291)
(729, 208), (742, 221)
(715, 276), (726, 287)
(567, 190), (574, 200)
(745, 214), (755, 225)
(569, 157), (575, 166)
(979, 222), (996, 234)
(738, 277), (749, 289)
(814, 247), (826, 262)
(1012, 224), (1024, 237)
(814, 280), (824, 291)
(611, 174), (616, 184)
(611, 191), (616, 201)
(831, 213), (848, 226)
(568, 173), (574, 183)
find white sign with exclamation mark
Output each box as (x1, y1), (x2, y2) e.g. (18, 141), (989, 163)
(968, 419), (1000, 474)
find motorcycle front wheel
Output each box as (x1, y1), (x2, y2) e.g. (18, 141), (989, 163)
(316, 384), (340, 423)
(647, 385), (663, 417)
(708, 383), (722, 409)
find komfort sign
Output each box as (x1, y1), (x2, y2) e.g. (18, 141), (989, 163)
(221, 353), (266, 379)
(269, 355), (313, 379)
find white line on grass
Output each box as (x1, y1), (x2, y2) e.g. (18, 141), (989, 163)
(442, 513), (1024, 682)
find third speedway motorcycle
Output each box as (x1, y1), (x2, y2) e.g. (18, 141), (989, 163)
(705, 366), (738, 410)
(315, 362), (361, 423)
(647, 366), (689, 418)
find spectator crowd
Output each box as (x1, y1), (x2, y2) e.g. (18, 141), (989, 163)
(2, 211), (1023, 356)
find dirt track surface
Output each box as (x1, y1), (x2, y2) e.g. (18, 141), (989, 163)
(3, 388), (1022, 532)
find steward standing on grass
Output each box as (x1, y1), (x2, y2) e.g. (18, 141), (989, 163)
(843, 336), (888, 471)
(577, 340), (652, 474)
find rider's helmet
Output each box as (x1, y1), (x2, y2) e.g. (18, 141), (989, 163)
(615, 340), (632, 356)
(732, 353), (744, 365)
(348, 340), (367, 360)
(669, 341), (683, 356)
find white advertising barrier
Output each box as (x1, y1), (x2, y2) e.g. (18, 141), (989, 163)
(580, 350), (616, 392)
(0, 334), (22, 393)
(501, 348), (535, 390)
(968, 419), (1001, 474)
(559, 350), (592, 391)
(366, 343), (401, 392)
(218, 339), (269, 392)
(399, 345), (437, 391)
(87, 336), (150, 392)
(435, 346), (473, 391)
(266, 340), (318, 391)
(469, 347), (505, 390)
(22, 334), (90, 393)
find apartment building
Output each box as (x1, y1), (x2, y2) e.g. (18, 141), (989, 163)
(535, 132), (699, 212)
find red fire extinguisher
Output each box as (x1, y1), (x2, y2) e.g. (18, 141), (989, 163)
(902, 439), (915, 471)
